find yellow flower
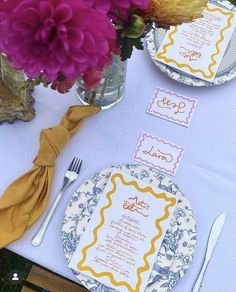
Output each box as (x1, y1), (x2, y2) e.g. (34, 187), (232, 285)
(144, 0), (208, 28)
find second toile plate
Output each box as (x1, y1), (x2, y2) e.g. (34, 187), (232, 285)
(145, 0), (236, 87)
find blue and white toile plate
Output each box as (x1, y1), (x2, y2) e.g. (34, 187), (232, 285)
(146, 0), (236, 87)
(62, 164), (197, 292)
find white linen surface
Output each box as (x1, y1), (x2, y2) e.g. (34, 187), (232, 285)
(1, 49), (236, 292)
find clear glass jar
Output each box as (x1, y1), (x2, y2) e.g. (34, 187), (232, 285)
(76, 55), (127, 110)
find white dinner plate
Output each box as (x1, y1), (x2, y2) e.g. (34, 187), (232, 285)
(62, 164), (197, 292)
(145, 0), (236, 87)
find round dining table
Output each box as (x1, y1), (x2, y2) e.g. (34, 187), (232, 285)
(1, 49), (236, 292)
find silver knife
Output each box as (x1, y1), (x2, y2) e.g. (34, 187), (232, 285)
(192, 212), (227, 292)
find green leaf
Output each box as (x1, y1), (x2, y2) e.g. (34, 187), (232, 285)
(118, 36), (144, 61)
(229, 0), (236, 4)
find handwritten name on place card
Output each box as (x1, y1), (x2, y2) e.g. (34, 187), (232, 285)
(147, 87), (197, 127)
(132, 133), (185, 176)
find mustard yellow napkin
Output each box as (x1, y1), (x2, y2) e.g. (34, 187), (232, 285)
(0, 105), (100, 248)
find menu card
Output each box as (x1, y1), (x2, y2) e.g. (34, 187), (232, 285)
(156, 3), (236, 82)
(69, 171), (177, 292)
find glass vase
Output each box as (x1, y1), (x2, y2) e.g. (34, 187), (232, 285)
(76, 55), (127, 110)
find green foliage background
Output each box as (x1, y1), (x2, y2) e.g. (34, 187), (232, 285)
(0, 249), (32, 292)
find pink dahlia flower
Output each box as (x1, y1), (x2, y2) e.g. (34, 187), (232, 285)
(0, 0), (117, 89)
(86, 0), (151, 19)
(51, 75), (75, 94)
(83, 68), (102, 91)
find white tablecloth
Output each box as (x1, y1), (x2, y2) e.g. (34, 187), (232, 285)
(1, 49), (236, 292)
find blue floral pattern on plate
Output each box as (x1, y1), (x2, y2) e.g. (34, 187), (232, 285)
(145, 0), (236, 87)
(61, 164), (197, 292)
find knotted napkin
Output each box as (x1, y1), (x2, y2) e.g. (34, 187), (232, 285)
(0, 105), (100, 248)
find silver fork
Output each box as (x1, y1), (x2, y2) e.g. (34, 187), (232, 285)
(31, 157), (82, 247)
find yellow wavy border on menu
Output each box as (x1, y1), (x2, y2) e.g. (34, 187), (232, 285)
(156, 5), (235, 80)
(77, 172), (177, 292)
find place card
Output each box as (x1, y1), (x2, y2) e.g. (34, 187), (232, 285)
(132, 133), (185, 176)
(156, 3), (236, 82)
(69, 171), (177, 292)
(147, 87), (197, 127)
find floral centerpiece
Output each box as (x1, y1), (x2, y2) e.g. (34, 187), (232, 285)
(0, 0), (207, 108)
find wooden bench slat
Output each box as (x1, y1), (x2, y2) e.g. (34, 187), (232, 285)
(26, 265), (87, 292)
(21, 286), (36, 292)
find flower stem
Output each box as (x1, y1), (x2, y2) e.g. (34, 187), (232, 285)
(100, 75), (109, 98)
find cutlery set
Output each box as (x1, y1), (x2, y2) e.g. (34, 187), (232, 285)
(31, 157), (82, 247)
(192, 212), (227, 292)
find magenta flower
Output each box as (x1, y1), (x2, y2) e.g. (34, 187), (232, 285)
(83, 68), (102, 91)
(0, 0), (117, 88)
(51, 75), (75, 94)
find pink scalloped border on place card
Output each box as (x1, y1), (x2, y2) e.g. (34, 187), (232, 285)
(147, 87), (197, 127)
(132, 132), (185, 176)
